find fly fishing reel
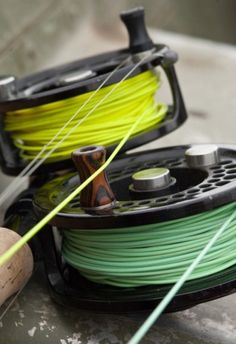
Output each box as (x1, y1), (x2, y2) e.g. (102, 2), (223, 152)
(26, 143), (236, 313)
(0, 7), (187, 175)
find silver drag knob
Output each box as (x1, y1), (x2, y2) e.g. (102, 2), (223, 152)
(0, 75), (17, 100)
(185, 145), (219, 167)
(132, 167), (171, 191)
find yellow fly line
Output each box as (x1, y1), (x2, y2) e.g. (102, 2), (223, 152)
(4, 71), (167, 162)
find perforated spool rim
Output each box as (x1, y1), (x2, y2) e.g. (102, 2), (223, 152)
(33, 144), (236, 229)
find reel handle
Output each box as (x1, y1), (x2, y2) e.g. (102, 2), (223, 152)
(72, 145), (115, 210)
(120, 7), (154, 53)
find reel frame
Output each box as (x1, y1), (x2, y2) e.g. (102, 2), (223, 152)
(5, 144), (236, 314)
(0, 8), (187, 175)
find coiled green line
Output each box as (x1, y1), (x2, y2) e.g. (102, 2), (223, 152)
(62, 202), (236, 287)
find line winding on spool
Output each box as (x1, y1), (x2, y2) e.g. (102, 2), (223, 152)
(4, 71), (167, 162)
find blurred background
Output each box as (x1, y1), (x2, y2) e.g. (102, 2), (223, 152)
(1, 0), (236, 76)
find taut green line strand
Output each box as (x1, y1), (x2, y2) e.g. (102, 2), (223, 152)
(0, 101), (148, 267)
(128, 206), (236, 344)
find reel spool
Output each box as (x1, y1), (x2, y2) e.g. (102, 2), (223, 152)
(0, 7), (187, 175)
(30, 143), (236, 313)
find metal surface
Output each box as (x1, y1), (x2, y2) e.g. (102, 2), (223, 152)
(185, 145), (219, 167)
(0, 76), (17, 100)
(132, 167), (171, 191)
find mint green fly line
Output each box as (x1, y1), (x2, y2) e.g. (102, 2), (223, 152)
(62, 202), (236, 287)
(128, 205), (236, 344)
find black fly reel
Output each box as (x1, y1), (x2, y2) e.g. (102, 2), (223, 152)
(0, 7), (187, 175)
(30, 144), (236, 313)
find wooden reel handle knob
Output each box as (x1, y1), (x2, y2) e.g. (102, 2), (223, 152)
(72, 145), (115, 209)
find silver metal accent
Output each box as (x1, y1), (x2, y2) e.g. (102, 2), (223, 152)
(185, 145), (219, 167)
(59, 70), (96, 85)
(131, 46), (168, 63)
(0, 75), (17, 100)
(24, 69), (96, 96)
(132, 167), (171, 191)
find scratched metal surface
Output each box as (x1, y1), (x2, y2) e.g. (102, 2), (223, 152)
(1, 28), (236, 343)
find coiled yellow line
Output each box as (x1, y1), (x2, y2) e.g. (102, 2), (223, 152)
(4, 71), (167, 162)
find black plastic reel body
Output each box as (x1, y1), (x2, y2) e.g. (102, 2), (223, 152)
(0, 8), (187, 176)
(4, 187), (43, 262)
(30, 144), (236, 313)
(4, 193), (236, 315)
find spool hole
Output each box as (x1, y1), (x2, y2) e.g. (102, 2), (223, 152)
(200, 184), (211, 188)
(155, 197), (168, 202)
(214, 173), (225, 178)
(202, 187), (216, 192)
(227, 169), (236, 174)
(210, 165), (221, 170)
(139, 200), (152, 205)
(213, 169), (224, 173)
(224, 175), (236, 180)
(172, 193), (185, 198)
(226, 164), (236, 169)
(216, 181), (229, 186)
(219, 160), (232, 165)
(208, 178), (220, 183)
(187, 188), (200, 194)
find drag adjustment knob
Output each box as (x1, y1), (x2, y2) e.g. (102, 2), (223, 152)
(132, 168), (171, 191)
(185, 145), (220, 167)
(120, 7), (154, 53)
(130, 167), (176, 199)
(72, 145), (115, 210)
